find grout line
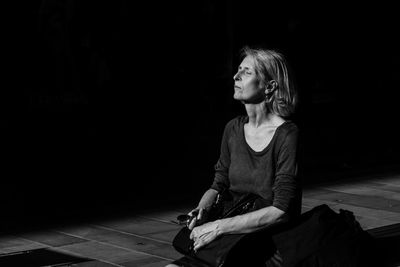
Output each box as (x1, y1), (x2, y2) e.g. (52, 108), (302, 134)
(303, 192), (400, 212)
(4, 235), (50, 249)
(51, 246), (123, 267)
(12, 229), (173, 264)
(89, 224), (173, 245)
(302, 174), (400, 190)
(302, 197), (400, 222)
(137, 214), (180, 226)
(316, 185), (400, 200)
(7, 236), (121, 267)
(54, 229), (174, 262)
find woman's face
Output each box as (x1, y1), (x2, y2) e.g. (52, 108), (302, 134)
(233, 56), (264, 103)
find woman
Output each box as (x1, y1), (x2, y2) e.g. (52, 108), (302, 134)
(167, 46), (300, 267)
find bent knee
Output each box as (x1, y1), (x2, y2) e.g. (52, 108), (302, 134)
(165, 264), (180, 267)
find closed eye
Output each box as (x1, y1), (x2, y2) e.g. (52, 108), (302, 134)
(237, 67), (253, 75)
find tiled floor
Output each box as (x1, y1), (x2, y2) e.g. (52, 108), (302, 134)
(1, 172), (400, 266)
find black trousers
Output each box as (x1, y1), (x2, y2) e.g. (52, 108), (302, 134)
(171, 230), (283, 267)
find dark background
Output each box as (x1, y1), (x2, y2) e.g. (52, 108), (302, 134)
(3, 0), (400, 228)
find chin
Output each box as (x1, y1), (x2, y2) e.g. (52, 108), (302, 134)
(233, 92), (243, 100)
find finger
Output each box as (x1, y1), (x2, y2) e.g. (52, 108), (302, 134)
(193, 237), (199, 246)
(198, 230), (218, 248)
(193, 239), (203, 252)
(191, 227), (206, 242)
(188, 209), (196, 216)
(188, 217), (197, 230)
(190, 226), (200, 240)
(189, 228), (194, 239)
(194, 237), (208, 252)
(197, 208), (203, 220)
(193, 233), (208, 249)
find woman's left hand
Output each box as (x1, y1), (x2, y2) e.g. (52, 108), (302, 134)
(190, 220), (221, 252)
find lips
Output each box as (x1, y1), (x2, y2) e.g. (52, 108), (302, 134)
(234, 86), (241, 89)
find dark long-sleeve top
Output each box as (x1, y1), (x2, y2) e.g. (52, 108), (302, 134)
(211, 116), (301, 217)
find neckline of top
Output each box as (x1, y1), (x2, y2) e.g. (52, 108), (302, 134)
(241, 117), (289, 154)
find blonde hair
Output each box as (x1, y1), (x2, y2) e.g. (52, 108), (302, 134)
(241, 46), (298, 118)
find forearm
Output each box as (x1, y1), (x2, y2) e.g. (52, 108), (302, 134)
(190, 203), (287, 251)
(217, 206), (287, 235)
(197, 188), (218, 210)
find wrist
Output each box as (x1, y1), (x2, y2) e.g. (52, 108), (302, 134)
(198, 203), (213, 211)
(215, 219), (225, 236)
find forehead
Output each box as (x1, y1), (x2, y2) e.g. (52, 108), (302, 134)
(239, 55), (256, 69)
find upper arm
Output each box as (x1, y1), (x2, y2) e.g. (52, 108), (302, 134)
(276, 127), (299, 176)
(211, 120), (234, 192)
(273, 126), (301, 215)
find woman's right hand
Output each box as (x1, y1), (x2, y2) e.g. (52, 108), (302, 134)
(187, 207), (207, 230)
(187, 189), (218, 230)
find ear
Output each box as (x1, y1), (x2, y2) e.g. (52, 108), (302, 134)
(265, 80), (278, 95)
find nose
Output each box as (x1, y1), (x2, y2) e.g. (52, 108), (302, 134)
(233, 71), (241, 81)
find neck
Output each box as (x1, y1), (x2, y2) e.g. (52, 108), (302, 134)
(244, 103), (283, 128)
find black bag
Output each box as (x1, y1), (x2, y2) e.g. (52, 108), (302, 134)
(172, 191), (272, 267)
(272, 204), (379, 267)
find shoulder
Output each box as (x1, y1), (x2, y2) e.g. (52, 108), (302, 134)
(280, 121), (299, 135)
(276, 121), (299, 143)
(223, 115), (247, 133)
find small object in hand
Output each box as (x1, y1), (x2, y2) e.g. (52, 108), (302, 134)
(177, 210), (198, 227)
